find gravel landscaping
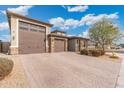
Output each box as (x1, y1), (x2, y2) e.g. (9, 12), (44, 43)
(98, 54), (122, 63)
(0, 54), (29, 88)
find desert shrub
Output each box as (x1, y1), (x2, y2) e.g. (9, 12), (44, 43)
(80, 49), (88, 55)
(0, 58), (14, 80)
(80, 49), (105, 57)
(109, 52), (119, 59)
(110, 55), (119, 59)
(90, 50), (101, 57)
(100, 50), (105, 55)
(88, 49), (93, 56)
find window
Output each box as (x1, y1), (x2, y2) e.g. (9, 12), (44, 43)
(30, 24), (37, 29)
(38, 26), (46, 32)
(19, 21), (46, 32)
(19, 21), (29, 30)
(30, 24), (38, 32)
(30, 24), (46, 32)
(30, 28), (37, 32)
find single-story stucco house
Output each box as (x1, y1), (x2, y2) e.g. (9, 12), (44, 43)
(6, 10), (89, 54)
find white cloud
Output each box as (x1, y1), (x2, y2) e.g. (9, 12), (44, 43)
(61, 5), (66, 9)
(49, 17), (79, 30)
(1, 5), (33, 16)
(65, 19), (79, 28)
(82, 30), (89, 38)
(0, 22), (9, 31)
(80, 12), (119, 26)
(67, 5), (88, 12)
(60, 26), (69, 30)
(77, 30), (89, 38)
(107, 12), (119, 19)
(49, 12), (119, 30)
(66, 34), (76, 37)
(61, 5), (88, 12)
(79, 14), (94, 26)
(0, 10), (4, 14)
(49, 17), (64, 27)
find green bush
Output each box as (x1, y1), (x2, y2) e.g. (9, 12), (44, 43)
(90, 50), (101, 57)
(99, 50), (105, 55)
(88, 49), (94, 56)
(80, 49), (88, 55)
(80, 49), (105, 57)
(0, 58), (14, 80)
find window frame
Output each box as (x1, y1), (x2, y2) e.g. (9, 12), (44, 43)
(19, 21), (46, 33)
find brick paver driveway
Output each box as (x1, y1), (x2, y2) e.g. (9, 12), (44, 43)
(19, 52), (121, 88)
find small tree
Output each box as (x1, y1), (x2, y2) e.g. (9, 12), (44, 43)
(89, 18), (122, 51)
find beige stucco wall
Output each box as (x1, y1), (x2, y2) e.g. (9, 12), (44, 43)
(80, 40), (85, 50)
(79, 39), (89, 51)
(46, 26), (51, 52)
(56, 32), (65, 36)
(65, 39), (68, 51)
(10, 17), (18, 47)
(49, 37), (55, 52)
(51, 32), (65, 36)
(9, 16), (19, 54)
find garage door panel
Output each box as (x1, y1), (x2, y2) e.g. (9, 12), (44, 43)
(19, 29), (45, 54)
(54, 39), (65, 52)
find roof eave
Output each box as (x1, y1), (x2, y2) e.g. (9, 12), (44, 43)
(6, 10), (53, 27)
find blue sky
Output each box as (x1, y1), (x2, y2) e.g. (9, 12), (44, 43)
(0, 5), (124, 43)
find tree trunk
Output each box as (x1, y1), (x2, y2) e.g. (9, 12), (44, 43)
(102, 44), (105, 52)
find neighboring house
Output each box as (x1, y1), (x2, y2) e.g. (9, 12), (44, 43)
(87, 40), (122, 50)
(6, 11), (89, 54)
(2, 42), (10, 53)
(0, 40), (10, 53)
(119, 44), (124, 48)
(110, 44), (122, 49)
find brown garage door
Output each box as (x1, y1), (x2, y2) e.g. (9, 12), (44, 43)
(19, 22), (46, 54)
(54, 39), (65, 52)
